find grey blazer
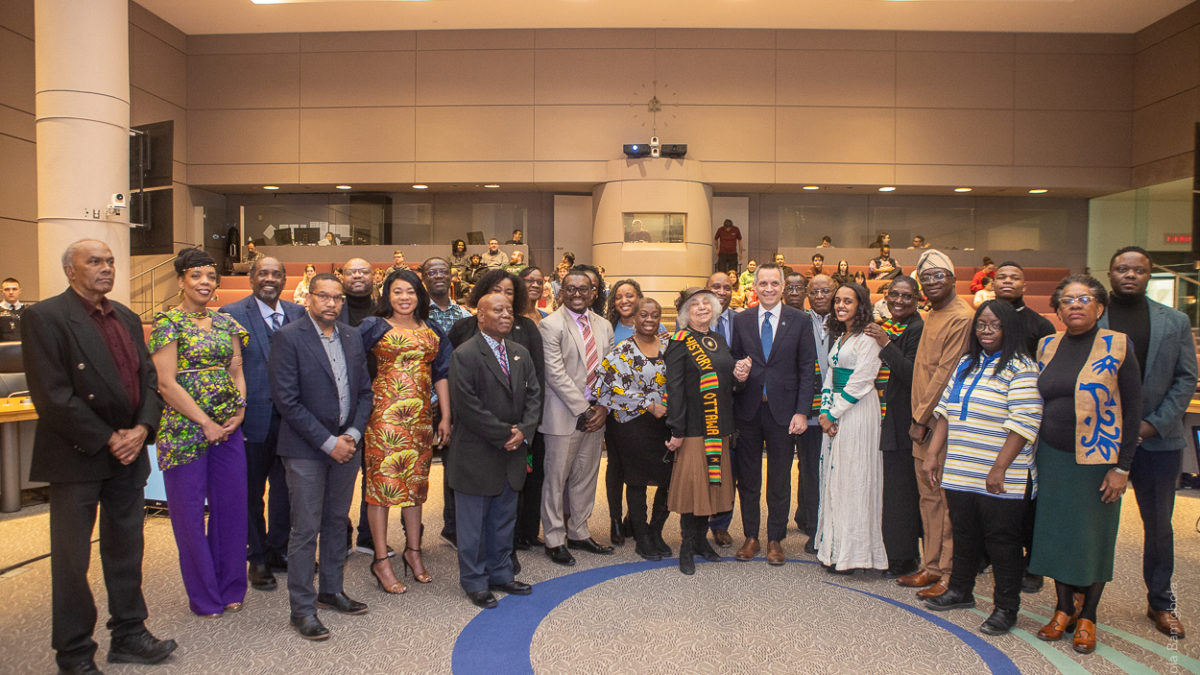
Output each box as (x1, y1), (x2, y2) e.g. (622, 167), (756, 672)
(1100, 298), (1198, 452)
(537, 306), (613, 436)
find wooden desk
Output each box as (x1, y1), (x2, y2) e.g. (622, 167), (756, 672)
(0, 402), (36, 513)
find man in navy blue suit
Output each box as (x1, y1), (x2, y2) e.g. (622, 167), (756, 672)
(269, 273), (374, 641)
(729, 262), (816, 566)
(220, 257), (306, 591)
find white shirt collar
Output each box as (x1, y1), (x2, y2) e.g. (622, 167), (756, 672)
(759, 302), (781, 326)
(0, 300), (21, 311)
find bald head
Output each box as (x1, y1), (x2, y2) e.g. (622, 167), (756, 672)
(477, 292), (514, 340)
(342, 257), (373, 296)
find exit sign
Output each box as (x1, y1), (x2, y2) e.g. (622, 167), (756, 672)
(1165, 234), (1192, 244)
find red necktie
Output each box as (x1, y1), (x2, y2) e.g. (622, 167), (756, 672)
(497, 340), (509, 378)
(578, 314), (600, 392)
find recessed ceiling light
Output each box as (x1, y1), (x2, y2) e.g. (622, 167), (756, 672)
(483, 184), (500, 189)
(1029, 188), (1048, 194)
(802, 185), (820, 191)
(335, 185), (352, 190)
(954, 187), (972, 193)
(412, 184), (429, 190)
(263, 185), (279, 190)
(878, 186), (896, 192)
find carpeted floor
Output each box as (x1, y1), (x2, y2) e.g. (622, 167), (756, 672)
(1, 459), (1197, 674)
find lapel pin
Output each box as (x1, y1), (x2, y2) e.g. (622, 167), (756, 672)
(514, 355), (521, 361)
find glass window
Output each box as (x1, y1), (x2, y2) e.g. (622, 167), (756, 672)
(622, 213), (685, 243)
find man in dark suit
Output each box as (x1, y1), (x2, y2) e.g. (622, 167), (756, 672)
(22, 239), (177, 674)
(268, 273), (373, 641)
(448, 293), (541, 609)
(729, 262), (816, 566)
(220, 256), (305, 591)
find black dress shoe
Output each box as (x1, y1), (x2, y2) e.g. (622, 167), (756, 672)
(107, 631), (177, 665)
(467, 590), (498, 609)
(58, 660), (103, 674)
(316, 592), (368, 615)
(489, 580), (532, 595)
(923, 590), (976, 612)
(290, 614), (330, 641)
(567, 537), (614, 555)
(609, 518), (625, 547)
(824, 565), (855, 576)
(883, 559), (920, 579)
(803, 539), (817, 555)
(511, 550), (521, 576)
(980, 607), (1019, 635)
(513, 535), (532, 551)
(248, 562), (277, 591)
(545, 545), (576, 566)
(1021, 573), (1044, 594)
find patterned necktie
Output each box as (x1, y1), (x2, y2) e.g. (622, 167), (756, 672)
(270, 312), (283, 332)
(497, 340), (509, 378)
(578, 314), (600, 392)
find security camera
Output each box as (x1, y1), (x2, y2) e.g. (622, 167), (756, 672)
(650, 136), (660, 148)
(110, 193), (127, 211)
(650, 136), (661, 158)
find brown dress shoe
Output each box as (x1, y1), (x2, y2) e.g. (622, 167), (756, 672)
(1147, 607), (1186, 638)
(1073, 619), (1097, 654)
(1036, 611), (1076, 641)
(916, 577), (950, 599)
(734, 537), (760, 561)
(766, 541), (785, 566)
(897, 570), (941, 588)
(712, 529), (733, 548)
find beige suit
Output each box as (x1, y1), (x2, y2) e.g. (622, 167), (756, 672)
(538, 306), (614, 547)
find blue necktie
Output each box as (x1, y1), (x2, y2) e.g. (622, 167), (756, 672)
(761, 311), (773, 361)
(270, 312), (283, 332)
(717, 314), (727, 342)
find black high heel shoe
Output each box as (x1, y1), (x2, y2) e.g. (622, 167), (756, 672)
(403, 547), (433, 584)
(371, 557), (407, 594)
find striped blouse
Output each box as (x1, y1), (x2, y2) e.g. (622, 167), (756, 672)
(933, 352), (1043, 499)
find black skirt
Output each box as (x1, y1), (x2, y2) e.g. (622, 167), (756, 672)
(609, 412), (673, 487)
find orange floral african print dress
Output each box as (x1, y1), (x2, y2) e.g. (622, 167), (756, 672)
(364, 326), (439, 507)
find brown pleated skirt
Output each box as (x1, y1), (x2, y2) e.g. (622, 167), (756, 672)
(667, 436), (734, 516)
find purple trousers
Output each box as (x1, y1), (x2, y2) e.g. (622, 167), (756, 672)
(163, 432), (249, 616)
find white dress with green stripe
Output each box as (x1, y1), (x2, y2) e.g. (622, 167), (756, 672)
(816, 332), (888, 571)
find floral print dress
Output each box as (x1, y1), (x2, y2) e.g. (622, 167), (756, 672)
(363, 323), (444, 507)
(148, 308), (248, 471)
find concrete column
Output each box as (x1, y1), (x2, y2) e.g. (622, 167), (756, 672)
(35, 0), (130, 303)
(592, 159), (714, 312)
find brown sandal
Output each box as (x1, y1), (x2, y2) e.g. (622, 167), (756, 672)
(371, 557), (407, 594)
(403, 547), (432, 584)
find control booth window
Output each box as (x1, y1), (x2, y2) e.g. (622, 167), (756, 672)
(623, 213), (686, 243)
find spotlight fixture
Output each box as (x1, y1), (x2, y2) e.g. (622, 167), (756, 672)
(802, 185), (820, 191)
(954, 187), (972, 193)
(263, 185), (280, 190)
(1028, 188), (1048, 194)
(878, 186), (896, 192)
(336, 185), (352, 190)
(412, 184), (429, 190)
(483, 184), (500, 189)
(623, 144), (651, 158)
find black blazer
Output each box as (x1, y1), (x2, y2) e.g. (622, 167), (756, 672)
(268, 315), (373, 462)
(446, 334), (541, 496)
(219, 295), (306, 443)
(22, 289), (161, 483)
(878, 315), (924, 452)
(447, 314), (545, 389)
(730, 304), (816, 425)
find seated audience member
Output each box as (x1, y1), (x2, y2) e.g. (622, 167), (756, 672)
(386, 250), (407, 277)
(818, 236), (833, 248)
(447, 292), (541, 609)
(909, 235), (930, 250)
(505, 251), (527, 275)
(852, 270), (868, 286)
(292, 264), (316, 304)
(921, 300), (1043, 637)
(482, 239), (507, 269)
(970, 257), (996, 292)
(730, 274), (746, 310)
(870, 232), (892, 249)
(831, 260), (850, 286)
(0, 277), (27, 341)
(869, 245), (901, 280)
(973, 276), (996, 308)
(739, 260), (758, 291)
(464, 255), (487, 285)
(873, 281), (892, 320)
(809, 254), (824, 278)
(244, 240), (265, 263)
(320, 232), (340, 247)
(775, 253), (794, 278)
(506, 229), (524, 245)
(450, 239), (470, 273)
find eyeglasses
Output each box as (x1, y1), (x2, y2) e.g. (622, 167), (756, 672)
(562, 285), (592, 296)
(808, 288), (833, 297)
(1059, 295), (1095, 307)
(886, 291), (915, 302)
(919, 271), (950, 283)
(311, 292), (345, 304)
(974, 322), (1002, 333)
(785, 285), (806, 292)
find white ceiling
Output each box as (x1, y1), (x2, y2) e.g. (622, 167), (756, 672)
(137, 0), (1191, 36)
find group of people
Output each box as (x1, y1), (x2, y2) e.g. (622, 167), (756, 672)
(20, 236), (1194, 673)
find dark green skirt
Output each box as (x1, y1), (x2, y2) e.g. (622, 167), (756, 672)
(1028, 441), (1122, 586)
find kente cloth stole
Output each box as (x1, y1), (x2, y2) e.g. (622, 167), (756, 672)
(873, 319), (908, 416)
(1037, 329), (1124, 465)
(668, 329), (723, 484)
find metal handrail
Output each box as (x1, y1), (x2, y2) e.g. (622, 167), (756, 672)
(1152, 263), (1200, 287)
(131, 242), (204, 320)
